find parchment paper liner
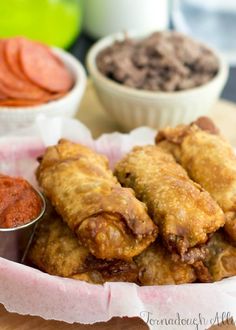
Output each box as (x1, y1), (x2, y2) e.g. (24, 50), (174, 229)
(0, 116), (235, 330)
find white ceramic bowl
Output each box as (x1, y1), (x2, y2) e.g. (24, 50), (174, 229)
(87, 32), (229, 131)
(0, 48), (87, 135)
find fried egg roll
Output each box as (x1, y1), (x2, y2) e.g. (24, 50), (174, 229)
(115, 145), (225, 259)
(36, 139), (157, 260)
(28, 212), (138, 284)
(135, 242), (196, 285)
(156, 116), (235, 241)
(202, 231), (236, 282)
(28, 212), (89, 277)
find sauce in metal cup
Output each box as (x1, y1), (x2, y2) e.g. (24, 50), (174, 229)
(0, 189), (46, 262)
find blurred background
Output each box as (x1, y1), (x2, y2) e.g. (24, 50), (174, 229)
(0, 0), (235, 101)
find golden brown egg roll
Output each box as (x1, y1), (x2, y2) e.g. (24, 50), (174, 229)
(115, 145), (225, 260)
(134, 242), (196, 285)
(192, 261), (213, 283)
(72, 255), (138, 284)
(28, 212), (138, 284)
(36, 139), (157, 260)
(28, 211), (89, 277)
(201, 231), (236, 282)
(156, 116), (236, 241)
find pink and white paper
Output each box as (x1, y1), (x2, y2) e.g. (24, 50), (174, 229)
(0, 116), (235, 330)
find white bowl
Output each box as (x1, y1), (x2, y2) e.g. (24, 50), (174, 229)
(0, 48), (87, 135)
(87, 32), (229, 131)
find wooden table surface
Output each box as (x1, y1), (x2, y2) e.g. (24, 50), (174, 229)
(1, 82), (236, 330)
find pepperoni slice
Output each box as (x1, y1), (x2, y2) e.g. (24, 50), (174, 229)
(20, 39), (74, 93)
(46, 91), (67, 102)
(0, 98), (43, 107)
(0, 90), (7, 100)
(0, 40), (50, 100)
(0, 90), (66, 107)
(4, 37), (27, 80)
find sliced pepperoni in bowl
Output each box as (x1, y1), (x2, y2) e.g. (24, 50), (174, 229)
(0, 37), (75, 107)
(4, 37), (28, 81)
(20, 39), (74, 93)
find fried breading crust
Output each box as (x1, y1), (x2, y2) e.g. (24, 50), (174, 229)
(203, 231), (236, 282)
(134, 242), (196, 285)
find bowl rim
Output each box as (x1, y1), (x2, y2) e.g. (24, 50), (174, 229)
(87, 30), (229, 99)
(0, 47), (87, 112)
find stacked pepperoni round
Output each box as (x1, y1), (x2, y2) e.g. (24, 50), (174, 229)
(0, 37), (74, 107)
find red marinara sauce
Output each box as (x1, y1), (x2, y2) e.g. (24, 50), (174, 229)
(0, 174), (42, 228)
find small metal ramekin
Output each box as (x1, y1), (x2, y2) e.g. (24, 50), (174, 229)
(0, 189), (46, 263)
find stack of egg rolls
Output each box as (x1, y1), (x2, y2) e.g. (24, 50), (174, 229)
(156, 116), (236, 242)
(36, 139), (157, 261)
(29, 117), (236, 285)
(114, 145), (225, 262)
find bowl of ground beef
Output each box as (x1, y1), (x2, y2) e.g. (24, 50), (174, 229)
(87, 31), (228, 130)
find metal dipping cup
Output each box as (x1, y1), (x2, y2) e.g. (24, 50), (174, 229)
(0, 189), (46, 263)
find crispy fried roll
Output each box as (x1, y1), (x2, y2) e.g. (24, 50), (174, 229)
(203, 231), (236, 282)
(36, 140), (157, 260)
(28, 212), (138, 284)
(72, 255), (138, 284)
(115, 145), (225, 259)
(28, 212), (89, 277)
(156, 116), (235, 240)
(134, 242), (196, 285)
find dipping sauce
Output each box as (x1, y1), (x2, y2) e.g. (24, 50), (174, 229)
(0, 174), (42, 228)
